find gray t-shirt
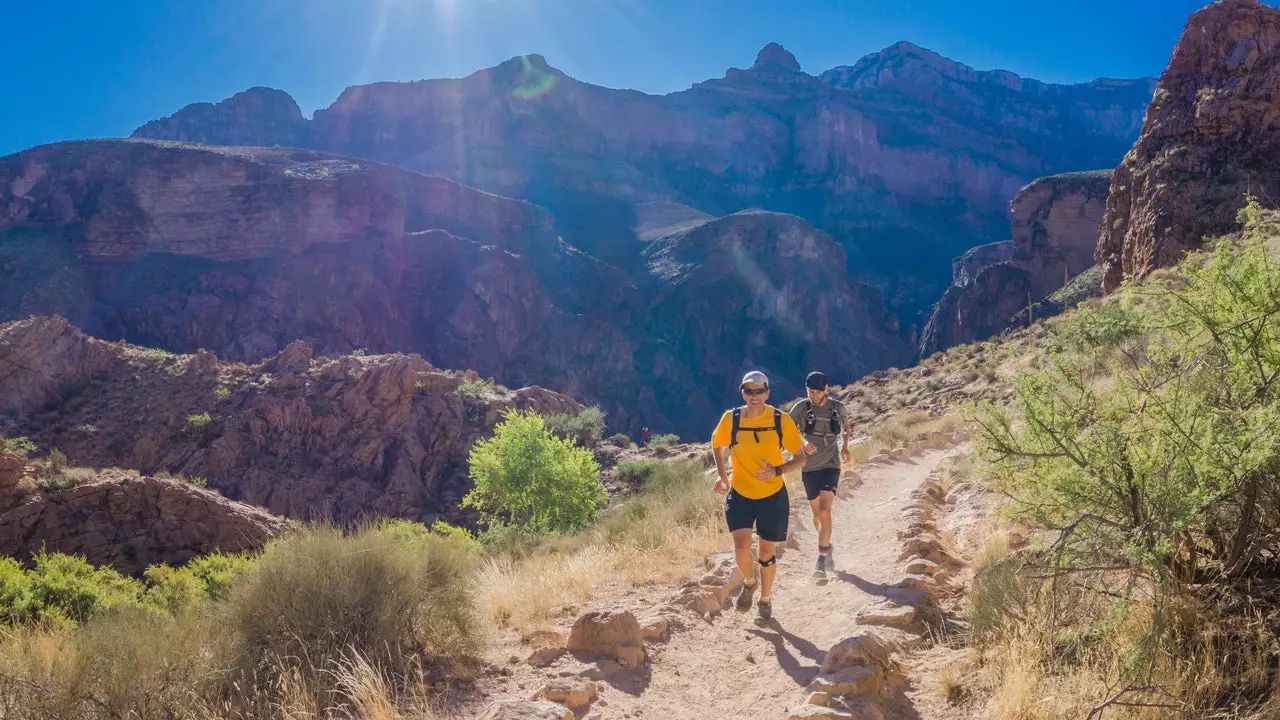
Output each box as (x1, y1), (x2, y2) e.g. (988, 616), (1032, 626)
(789, 398), (847, 471)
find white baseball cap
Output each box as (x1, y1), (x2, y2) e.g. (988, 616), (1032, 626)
(740, 371), (770, 388)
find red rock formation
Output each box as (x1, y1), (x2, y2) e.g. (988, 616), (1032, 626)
(0, 316), (582, 525)
(0, 470), (288, 575)
(0, 140), (909, 436)
(920, 171), (1110, 354)
(132, 45), (1154, 310)
(1098, 0), (1280, 292)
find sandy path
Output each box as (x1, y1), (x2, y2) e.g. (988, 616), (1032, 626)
(584, 446), (968, 720)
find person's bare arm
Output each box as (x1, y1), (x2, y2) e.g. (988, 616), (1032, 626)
(713, 446), (730, 494)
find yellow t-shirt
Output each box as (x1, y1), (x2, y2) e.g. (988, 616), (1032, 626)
(711, 405), (804, 499)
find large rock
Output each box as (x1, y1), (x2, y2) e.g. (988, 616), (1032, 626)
(565, 610), (646, 668)
(920, 170), (1110, 354)
(132, 44), (1154, 312)
(1097, 0), (1280, 292)
(0, 471), (287, 574)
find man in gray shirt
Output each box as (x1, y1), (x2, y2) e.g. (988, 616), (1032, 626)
(790, 371), (851, 580)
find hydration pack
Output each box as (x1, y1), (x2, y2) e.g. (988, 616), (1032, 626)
(800, 399), (842, 437)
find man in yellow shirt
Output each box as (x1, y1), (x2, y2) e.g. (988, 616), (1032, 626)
(711, 371), (806, 623)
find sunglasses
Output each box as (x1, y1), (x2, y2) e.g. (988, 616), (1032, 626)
(741, 387), (768, 396)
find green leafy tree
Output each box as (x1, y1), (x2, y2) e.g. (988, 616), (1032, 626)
(464, 410), (605, 533)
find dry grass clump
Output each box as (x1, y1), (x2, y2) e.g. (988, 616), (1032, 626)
(0, 523), (478, 719)
(477, 459), (725, 630)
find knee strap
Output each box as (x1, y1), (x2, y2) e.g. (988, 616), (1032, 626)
(758, 555), (777, 567)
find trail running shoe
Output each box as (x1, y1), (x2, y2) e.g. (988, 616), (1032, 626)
(813, 557), (827, 580)
(756, 598), (773, 623)
(736, 580), (757, 612)
(823, 549), (836, 572)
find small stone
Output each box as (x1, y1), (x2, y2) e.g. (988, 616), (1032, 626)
(788, 704), (856, 720)
(856, 603), (917, 630)
(535, 678), (598, 710)
(527, 646), (566, 667)
(479, 699), (574, 720)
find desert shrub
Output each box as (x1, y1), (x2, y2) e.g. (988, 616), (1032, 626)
(609, 433), (632, 446)
(186, 412), (212, 429)
(455, 377), (494, 400)
(27, 553), (146, 626)
(648, 433), (680, 448)
(614, 459), (662, 485)
(465, 410), (605, 534)
(0, 559), (40, 626)
(214, 385), (231, 401)
(545, 405), (607, 447)
(0, 608), (213, 720)
(48, 449), (67, 472)
(220, 525), (479, 707)
(142, 565), (212, 615)
(2, 437), (36, 457)
(970, 201), (1280, 711)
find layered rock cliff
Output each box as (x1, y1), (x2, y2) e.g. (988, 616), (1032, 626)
(1097, 0), (1280, 292)
(0, 140), (908, 435)
(920, 170), (1111, 354)
(0, 315), (580, 525)
(131, 43), (1155, 311)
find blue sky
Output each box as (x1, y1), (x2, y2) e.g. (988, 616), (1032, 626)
(2, 0), (1255, 156)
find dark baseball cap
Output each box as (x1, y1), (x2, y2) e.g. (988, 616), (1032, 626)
(806, 371), (828, 390)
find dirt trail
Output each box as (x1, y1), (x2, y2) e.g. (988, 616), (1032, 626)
(582, 445), (969, 720)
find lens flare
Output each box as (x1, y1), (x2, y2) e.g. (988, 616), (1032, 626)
(511, 55), (558, 99)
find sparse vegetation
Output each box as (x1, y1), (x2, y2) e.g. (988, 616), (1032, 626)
(609, 432), (632, 446)
(214, 385), (231, 401)
(2, 437), (36, 457)
(648, 433), (680, 448)
(544, 405), (607, 446)
(455, 377), (497, 400)
(186, 412), (212, 429)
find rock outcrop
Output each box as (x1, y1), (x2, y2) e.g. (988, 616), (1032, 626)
(131, 44), (1154, 311)
(0, 469), (287, 575)
(0, 316), (581, 524)
(132, 87), (307, 148)
(1097, 0), (1280, 292)
(920, 171), (1110, 354)
(952, 242), (1013, 287)
(0, 140), (908, 435)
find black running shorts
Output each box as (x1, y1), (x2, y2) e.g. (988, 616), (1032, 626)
(725, 486), (789, 542)
(801, 467), (840, 501)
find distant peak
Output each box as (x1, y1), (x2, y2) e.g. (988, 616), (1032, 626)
(753, 42), (801, 72)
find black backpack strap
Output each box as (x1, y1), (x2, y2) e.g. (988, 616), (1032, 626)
(773, 409), (784, 449)
(729, 407), (742, 448)
(802, 398), (816, 435)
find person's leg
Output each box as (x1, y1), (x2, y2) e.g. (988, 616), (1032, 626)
(817, 489), (835, 549)
(758, 538), (778, 599)
(756, 486), (790, 601)
(732, 528), (757, 584)
(727, 491), (761, 611)
(808, 496), (824, 536)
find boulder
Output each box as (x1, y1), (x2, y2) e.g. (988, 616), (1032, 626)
(566, 610), (646, 667)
